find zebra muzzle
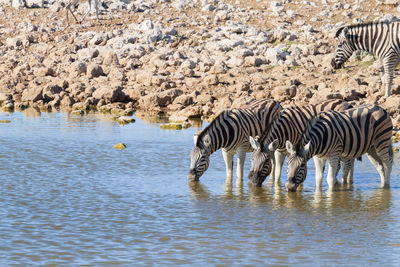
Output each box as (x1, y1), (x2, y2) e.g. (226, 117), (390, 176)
(285, 181), (298, 192)
(187, 169), (199, 181)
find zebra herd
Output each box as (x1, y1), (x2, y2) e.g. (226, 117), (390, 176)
(188, 21), (397, 191)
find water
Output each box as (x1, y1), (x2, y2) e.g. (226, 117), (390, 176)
(0, 110), (399, 265)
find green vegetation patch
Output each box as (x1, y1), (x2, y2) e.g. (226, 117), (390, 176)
(0, 120), (11, 123)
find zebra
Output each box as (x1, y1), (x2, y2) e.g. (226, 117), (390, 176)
(187, 99), (282, 183)
(285, 105), (393, 192)
(248, 99), (353, 187)
(331, 21), (400, 97)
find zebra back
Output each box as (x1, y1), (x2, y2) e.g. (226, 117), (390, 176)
(258, 99), (352, 150)
(299, 105), (393, 160)
(195, 99), (282, 153)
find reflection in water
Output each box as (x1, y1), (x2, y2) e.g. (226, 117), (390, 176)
(188, 181), (210, 200)
(135, 111), (169, 124)
(22, 108), (41, 117)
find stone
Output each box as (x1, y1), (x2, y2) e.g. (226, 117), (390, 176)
(21, 87), (43, 102)
(116, 116), (136, 125)
(87, 64), (104, 78)
(6, 37), (22, 49)
(113, 143), (127, 149)
(77, 48), (99, 61)
(271, 86), (297, 101)
(381, 95), (400, 117)
(172, 94), (193, 106)
(92, 86), (126, 103)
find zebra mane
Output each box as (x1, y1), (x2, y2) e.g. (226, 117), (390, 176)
(257, 111), (285, 148)
(196, 109), (231, 147)
(297, 113), (322, 152)
(335, 21), (391, 37)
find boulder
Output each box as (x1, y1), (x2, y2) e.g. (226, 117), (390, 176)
(139, 89), (182, 109)
(92, 86), (126, 103)
(21, 87), (43, 102)
(87, 64), (105, 78)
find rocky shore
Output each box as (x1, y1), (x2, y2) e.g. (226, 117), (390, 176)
(0, 0), (399, 130)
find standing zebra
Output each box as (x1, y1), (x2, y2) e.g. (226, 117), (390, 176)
(248, 99), (352, 187)
(331, 21), (400, 97)
(188, 99), (282, 183)
(285, 105), (393, 192)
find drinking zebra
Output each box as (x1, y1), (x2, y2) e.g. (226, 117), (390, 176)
(188, 99), (282, 183)
(285, 105), (393, 192)
(331, 21), (400, 97)
(248, 99), (352, 187)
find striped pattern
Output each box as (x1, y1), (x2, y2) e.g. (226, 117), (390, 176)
(188, 99), (282, 182)
(285, 105), (393, 191)
(331, 22), (400, 97)
(248, 99), (352, 186)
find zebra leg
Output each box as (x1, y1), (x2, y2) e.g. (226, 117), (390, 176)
(347, 159), (355, 184)
(273, 150), (286, 183)
(382, 55), (397, 97)
(236, 145), (247, 183)
(222, 149), (234, 181)
(326, 154), (340, 189)
(341, 159), (354, 184)
(366, 147), (388, 187)
(376, 144), (393, 188)
(313, 157), (326, 189)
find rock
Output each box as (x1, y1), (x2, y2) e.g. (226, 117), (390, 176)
(87, 63), (104, 78)
(6, 37), (22, 49)
(270, 1), (284, 13)
(92, 86), (126, 103)
(340, 88), (366, 101)
(172, 94), (193, 106)
(138, 89), (182, 109)
(265, 47), (289, 65)
(160, 122), (191, 130)
(271, 85), (297, 101)
(313, 88), (343, 101)
(113, 143), (127, 149)
(21, 87), (43, 102)
(68, 61), (87, 77)
(381, 95), (400, 117)
(116, 116), (136, 125)
(77, 48), (99, 61)
(11, 0), (25, 10)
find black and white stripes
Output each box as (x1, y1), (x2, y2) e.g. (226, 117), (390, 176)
(331, 22), (400, 97)
(188, 99), (282, 182)
(248, 99), (352, 186)
(285, 105), (393, 191)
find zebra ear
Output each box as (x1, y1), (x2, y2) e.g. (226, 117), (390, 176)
(193, 134), (198, 145)
(249, 136), (261, 150)
(203, 134), (211, 147)
(268, 139), (279, 152)
(286, 141), (295, 155)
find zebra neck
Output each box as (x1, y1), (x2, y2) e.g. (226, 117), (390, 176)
(265, 116), (298, 149)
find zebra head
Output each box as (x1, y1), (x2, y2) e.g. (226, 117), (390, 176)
(331, 26), (355, 69)
(248, 137), (278, 186)
(285, 141), (307, 192)
(188, 134), (212, 181)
